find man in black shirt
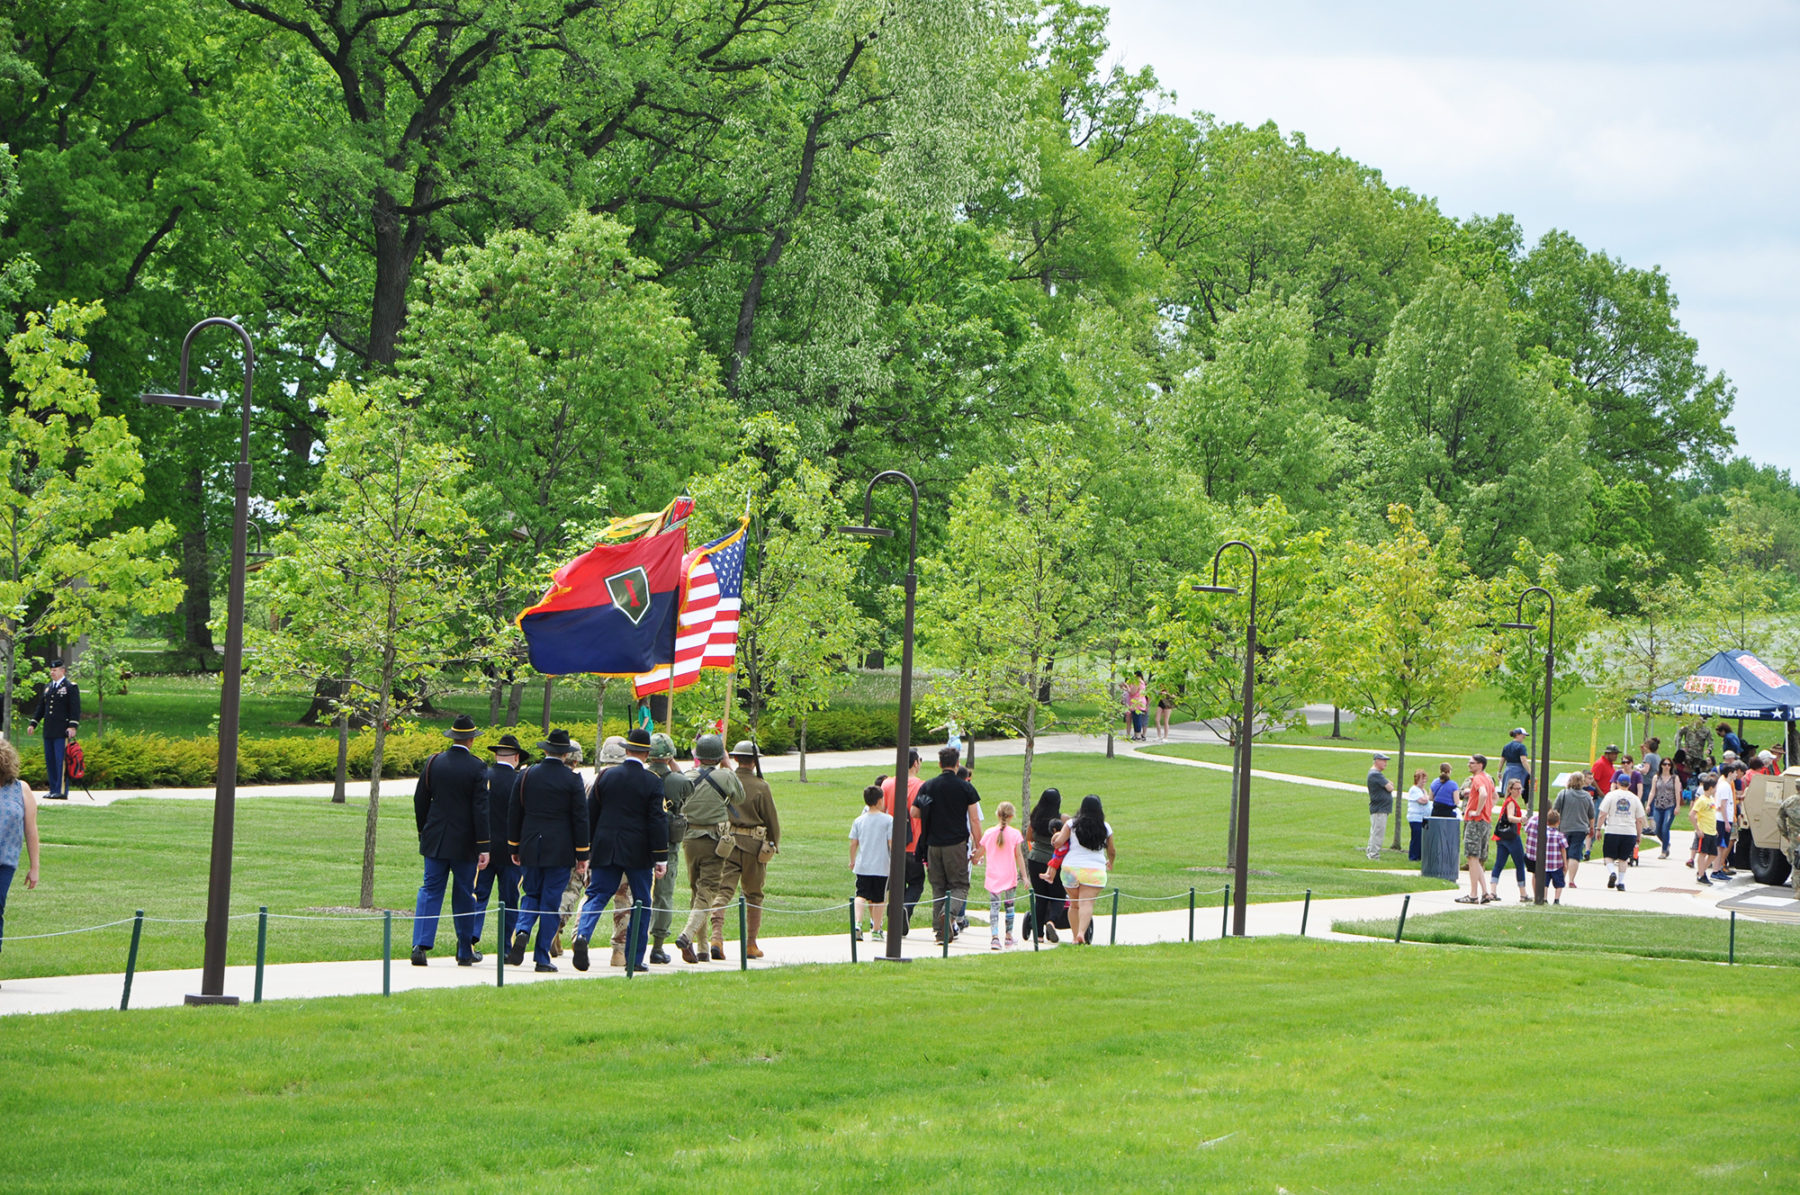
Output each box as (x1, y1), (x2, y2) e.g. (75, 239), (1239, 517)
(913, 746), (982, 944)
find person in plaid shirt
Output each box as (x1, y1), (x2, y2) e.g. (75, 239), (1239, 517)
(1523, 808), (1569, 904)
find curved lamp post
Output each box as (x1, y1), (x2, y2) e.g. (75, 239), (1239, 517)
(1499, 586), (1556, 905)
(142, 317), (255, 1006)
(839, 470), (919, 962)
(1195, 540), (1258, 937)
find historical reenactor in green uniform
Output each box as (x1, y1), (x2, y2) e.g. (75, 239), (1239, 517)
(647, 732), (692, 964)
(727, 740), (781, 959)
(674, 734), (744, 964)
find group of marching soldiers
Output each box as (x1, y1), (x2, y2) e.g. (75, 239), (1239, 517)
(408, 715), (780, 973)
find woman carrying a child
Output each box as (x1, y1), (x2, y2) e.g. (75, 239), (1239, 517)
(1024, 789), (1070, 943)
(1051, 794), (1116, 946)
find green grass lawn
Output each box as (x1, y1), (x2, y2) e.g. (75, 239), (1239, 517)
(4, 753), (1444, 979)
(0, 939), (1793, 1192)
(1334, 907), (1800, 968)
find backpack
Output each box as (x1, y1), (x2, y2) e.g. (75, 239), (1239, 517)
(65, 740), (85, 780)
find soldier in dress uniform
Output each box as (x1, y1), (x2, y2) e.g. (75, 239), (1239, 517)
(506, 728), (589, 972)
(673, 734), (744, 963)
(410, 714), (491, 965)
(647, 732), (692, 964)
(726, 740), (781, 960)
(27, 659), (79, 800)
(470, 733), (529, 954)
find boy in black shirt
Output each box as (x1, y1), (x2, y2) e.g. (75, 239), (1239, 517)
(914, 746), (982, 944)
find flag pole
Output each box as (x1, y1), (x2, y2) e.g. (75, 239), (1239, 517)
(665, 579), (678, 744)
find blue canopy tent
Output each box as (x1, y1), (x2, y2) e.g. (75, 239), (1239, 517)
(1637, 650), (1800, 761)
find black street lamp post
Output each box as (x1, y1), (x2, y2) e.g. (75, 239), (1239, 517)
(1196, 540), (1258, 937)
(840, 470), (919, 962)
(142, 318), (256, 1006)
(1500, 586), (1556, 905)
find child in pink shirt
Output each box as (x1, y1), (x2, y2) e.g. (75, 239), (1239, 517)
(978, 801), (1028, 950)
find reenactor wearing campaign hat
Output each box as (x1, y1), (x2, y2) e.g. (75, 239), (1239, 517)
(470, 732), (530, 953)
(726, 740), (781, 959)
(506, 728), (589, 972)
(673, 734), (744, 963)
(646, 732), (693, 964)
(409, 714), (490, 966)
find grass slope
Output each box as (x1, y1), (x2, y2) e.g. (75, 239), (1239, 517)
(1335, 908), (1800, 968)
(0, 940), (1793, 1192)
(6, 754), (1441, 979)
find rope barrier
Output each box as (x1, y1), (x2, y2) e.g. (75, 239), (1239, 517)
(0, 916), (140, 941)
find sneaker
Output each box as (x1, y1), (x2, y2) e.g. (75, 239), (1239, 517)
(870, 928), (883, 941)
(1045, 925), (1059, 943)
(1005, 934), (1016, 947)
(1607, 874), (1617, 889)
(1615, 881), (1626, 892)
(990, 938), (1002, 951)
(1553, 897), (1561, 905)
(853, 927), (863, 941)
(1711, 871), (1730, 880)
(1697, 874), (1713, 886)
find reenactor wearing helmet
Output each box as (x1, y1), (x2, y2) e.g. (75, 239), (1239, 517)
(726, 740), (781, 959)
(673, 734), (744, 963)
(1778, 789), (1800, 898)
(646, 732), (693, 964)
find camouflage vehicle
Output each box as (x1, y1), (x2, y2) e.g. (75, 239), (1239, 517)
(1731, 765), (1799, 889)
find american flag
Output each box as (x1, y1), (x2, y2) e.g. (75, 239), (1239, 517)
(633, 520), (747, 697)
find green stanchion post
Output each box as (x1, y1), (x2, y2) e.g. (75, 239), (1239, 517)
(1109, 889), (1119, 945)
(626, 903), (640, 978)
(1729, 910), (1736, 965)
(382, 910), (392, 997)
(120, 910), (144, 1011)
(495, 897), (505, 988)
(942, 896), (950, 959)
(254, 906), (268, 1004)
(1188, 886), (1196, 943)
(849, 900), (858, 963)
(1394, 894), (1411, 944)
(1221, 884), (1230, 939)
(1300, 889), (1311, 937)
(738, 895), (748, 972)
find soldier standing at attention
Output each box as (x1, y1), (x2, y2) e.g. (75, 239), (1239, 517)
(674, 734), (744, 964)
(506, 729), (589, 973)
(410, 714), (490, 966)
(647, 733), (692, 964)
(27, 658), (79, 800)
(471, 733), (530, 955)
(727, 740), (781, 960)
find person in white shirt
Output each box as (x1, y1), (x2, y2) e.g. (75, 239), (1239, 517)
(1597, 778), (1646, 893)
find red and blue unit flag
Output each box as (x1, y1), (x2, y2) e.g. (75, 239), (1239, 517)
(518, 525), (687, 676)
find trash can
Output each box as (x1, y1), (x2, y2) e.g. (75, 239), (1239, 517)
(1422, 816), (1461, 881)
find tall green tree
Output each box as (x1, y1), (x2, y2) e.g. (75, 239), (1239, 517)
(1325, 505), (1491, 847)
(920, 426), (1106, 803)
(0, 302), (182, 733)
(1486, 542), (1602, 775)
(249, 379), (484, 907)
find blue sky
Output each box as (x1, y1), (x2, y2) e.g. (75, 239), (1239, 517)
(1101, 0), (1799, 474)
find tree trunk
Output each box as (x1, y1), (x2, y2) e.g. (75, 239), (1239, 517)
(179, 465), (214, 665)
(540, 677), (555, 734)
(360, 680), (391, 909)
(488, 668), (503, 727)
(798, 715), (808, 782)
(333, 709), (350, 804)
(1, 636), (13, 738)
(367, 188), (422, 367)
(300, 677), (349, 726)
(1020, 700), (1038, 806)
(505, 680), (525, 726)
(1390, 723), (1409, 850)
(1330, 705), (1343, 739)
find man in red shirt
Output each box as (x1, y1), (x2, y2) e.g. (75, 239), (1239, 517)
(879, 749), (924, 935)
(1591, 744), (1620, 793)
(1456, 754), (1497, 904)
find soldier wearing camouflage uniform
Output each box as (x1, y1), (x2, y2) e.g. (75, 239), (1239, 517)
(1677, 718), (1713, 771)
(647, 733), (692, 964)
(674, 734), (744, 963)
(1778, 791), (1800, 897)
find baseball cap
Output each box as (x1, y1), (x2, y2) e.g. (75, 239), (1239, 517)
(1372, 751), (1390, 761)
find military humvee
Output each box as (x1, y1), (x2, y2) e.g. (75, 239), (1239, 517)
(1731, 765), (1798, 887)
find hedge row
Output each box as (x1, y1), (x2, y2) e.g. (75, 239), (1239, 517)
(16, 710), (988, 789)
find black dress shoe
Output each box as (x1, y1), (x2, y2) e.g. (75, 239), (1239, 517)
(410, 946), (429, 966)
(506, 931), (528, 967)
(649, 948), (670, 965)
(534, 962), (558, 973)
(571, 936), (590, 972)
(463, 946), (482, 963)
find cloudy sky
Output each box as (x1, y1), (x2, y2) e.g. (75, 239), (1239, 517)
(1101, 0), (1799, 474)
